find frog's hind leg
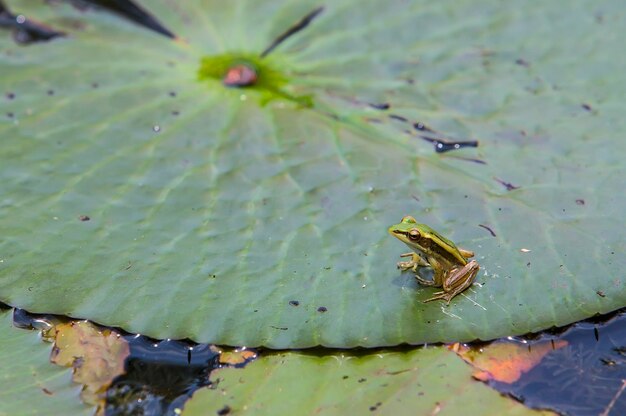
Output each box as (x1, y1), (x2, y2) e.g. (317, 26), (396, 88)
(423, 260), (480, 305)
(397, 252), (429, 272)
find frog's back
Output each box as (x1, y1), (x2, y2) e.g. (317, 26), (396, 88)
(419, 223), (468, 265)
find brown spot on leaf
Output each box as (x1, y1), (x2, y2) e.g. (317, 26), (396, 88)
(219, 349), (257, 366)
(223, 64), (257, 87)
(50, 321), (130, 407)
(450, 340), (567, 384)
(260, 7), (324, 57)
(389, 114), (408, 122)
(369, 402), (382, 411)
(217, 405), (232, 415)
(494, 177), (520, 191)
(369, 103), (390, 110)
(478, 224), (496, 237)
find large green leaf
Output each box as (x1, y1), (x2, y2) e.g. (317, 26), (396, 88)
(0, 1), (624, 348)
(0, 310), (91, 415)
(182, 348), (553, 416)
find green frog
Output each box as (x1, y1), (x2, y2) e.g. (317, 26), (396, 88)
(388, 215), (479, 304)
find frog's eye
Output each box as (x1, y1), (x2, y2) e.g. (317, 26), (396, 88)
(408, 228), (421, 240)
(401, 215), (417, 224)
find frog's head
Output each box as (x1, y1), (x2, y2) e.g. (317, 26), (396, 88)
(389, 216), (463, 261)
(388, 215), (422, 246)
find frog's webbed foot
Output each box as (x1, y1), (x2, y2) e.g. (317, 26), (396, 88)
(423, 284), (470, 304)
(423, 290), (453, 304)
(397, 252), (429, 272)
(414, 274), (439, 287)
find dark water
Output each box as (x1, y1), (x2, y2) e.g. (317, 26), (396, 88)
(104, 336), (220, 416)
(489, 310), (626, 416)
(10, 304), (626, 415)
(11, 307), (229, 416)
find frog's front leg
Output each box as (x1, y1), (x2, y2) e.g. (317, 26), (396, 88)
(423, 260), (480, 304)
(397, 252), (429, 272)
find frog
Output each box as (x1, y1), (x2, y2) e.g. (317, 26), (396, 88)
(388, 215), (479, 304)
